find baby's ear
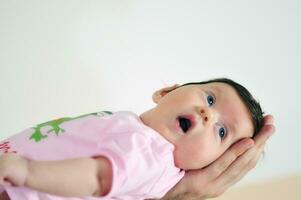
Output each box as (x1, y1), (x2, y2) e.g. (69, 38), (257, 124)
(152, 84), (179, 103)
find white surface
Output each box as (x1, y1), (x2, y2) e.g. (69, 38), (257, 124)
(0, 0), (300, 185)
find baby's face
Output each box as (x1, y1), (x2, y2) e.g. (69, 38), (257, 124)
(143, 82), (254, 170)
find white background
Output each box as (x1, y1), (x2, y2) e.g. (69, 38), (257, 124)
(0, 0), (300, 186)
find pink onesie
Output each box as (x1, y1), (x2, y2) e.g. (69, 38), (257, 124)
(0, 111), (184, 200)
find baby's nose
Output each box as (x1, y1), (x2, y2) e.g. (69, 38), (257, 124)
(200, 108), (213, 125)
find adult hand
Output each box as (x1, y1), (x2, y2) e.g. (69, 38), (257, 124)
(159, 115), (275, 200)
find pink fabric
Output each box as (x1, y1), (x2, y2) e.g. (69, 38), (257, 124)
(0, 111), (184, 200)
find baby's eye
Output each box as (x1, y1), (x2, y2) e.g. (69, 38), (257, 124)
(218, 127), (227, 140)
(216, 123), (227, 140)
(207, 95), (215, 107)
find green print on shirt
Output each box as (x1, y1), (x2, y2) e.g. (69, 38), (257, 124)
(29, 111), (113, 142)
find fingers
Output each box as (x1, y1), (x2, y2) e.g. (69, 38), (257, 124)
(263, 115), (274, 125)
(213, 125), (274, 191)
(204, 138), (254, 180)
(209, 117), (275, 189)
(253, 122), (275, 146)
(221, 143), (266, 191)
(253, 114), (275, 147)
(0, 177), (13, 187)
(214, 145), (258, 188)
(2, 181), (12, 187)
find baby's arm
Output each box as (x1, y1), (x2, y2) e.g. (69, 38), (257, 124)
(0, 153), (112, 197)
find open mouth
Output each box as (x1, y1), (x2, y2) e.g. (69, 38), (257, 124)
(177, 116), (193, 133)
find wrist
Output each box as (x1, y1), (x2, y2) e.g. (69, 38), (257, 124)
(4, 154), (30, 187)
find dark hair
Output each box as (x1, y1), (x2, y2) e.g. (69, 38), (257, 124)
(181, 78), (264, 138)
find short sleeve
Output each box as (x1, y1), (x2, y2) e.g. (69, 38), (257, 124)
(96, 130), (183, 199)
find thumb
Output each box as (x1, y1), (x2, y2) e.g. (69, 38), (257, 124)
(3, 180), (13, 187)
(0, 178), (13, 187)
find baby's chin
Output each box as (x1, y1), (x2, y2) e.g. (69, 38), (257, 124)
(176, 162), (209, 171)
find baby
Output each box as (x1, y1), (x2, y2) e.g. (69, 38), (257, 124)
(0, 78), (263, 200)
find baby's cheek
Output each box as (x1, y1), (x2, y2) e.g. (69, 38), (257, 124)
(179, 147), (217, 170)
(193, 148), (218, 168)
(174, 138), (221, 169)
